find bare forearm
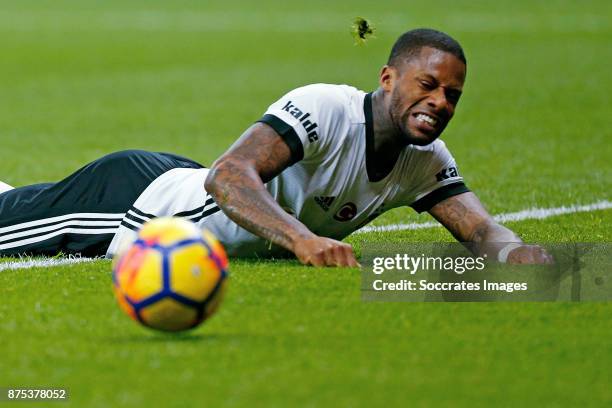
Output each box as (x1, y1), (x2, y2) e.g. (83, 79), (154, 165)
(470, 218), (519, 243)
(469, 220), (522, 258)
(430, 193), (551, 264)
(205, 159), (314, 251)
(429, 192), (521, 257)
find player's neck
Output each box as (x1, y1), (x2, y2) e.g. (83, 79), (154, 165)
(369, 89), (404, 176)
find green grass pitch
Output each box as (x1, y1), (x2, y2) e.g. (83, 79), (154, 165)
(0, 0), (611, 406)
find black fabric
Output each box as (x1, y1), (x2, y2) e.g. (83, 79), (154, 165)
(410, 182), (470, 213)
(257, 114), (304, 164)
(363, 92), (382, 182)
(0, 150), (203, 257)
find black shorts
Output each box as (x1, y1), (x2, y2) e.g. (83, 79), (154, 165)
(0, 150), (203, 257)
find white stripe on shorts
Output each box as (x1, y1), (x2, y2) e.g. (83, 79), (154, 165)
(0, 219), (122, 244)
(0, 227), (119, 250)
(0, 212), (124, 235)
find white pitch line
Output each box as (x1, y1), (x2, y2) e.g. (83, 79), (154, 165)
(1, 200), (610, 270)
(0, 255), (100, 272)
(355, 200), (612, 234)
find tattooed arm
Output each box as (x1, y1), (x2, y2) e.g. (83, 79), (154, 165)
(205, 123), (359, 267)
(428, 192), (552, 264)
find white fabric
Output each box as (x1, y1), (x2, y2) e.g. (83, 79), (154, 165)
(0, 181), (14, 194)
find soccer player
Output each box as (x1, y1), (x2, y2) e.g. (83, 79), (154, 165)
(0, 28), (551, 266)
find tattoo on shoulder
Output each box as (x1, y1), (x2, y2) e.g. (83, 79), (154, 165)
(230, 125), (291, 181)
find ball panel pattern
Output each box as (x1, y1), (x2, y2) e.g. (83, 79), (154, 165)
(112, 217), (229, 332)
(139, 298), (199, 332)
(113, 245), (163, 303)
(169, 243), (222, 302)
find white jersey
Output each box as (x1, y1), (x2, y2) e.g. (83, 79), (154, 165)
(107, 84), (467, 258)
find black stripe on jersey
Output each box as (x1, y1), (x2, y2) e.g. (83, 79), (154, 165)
(121, 206), (158, 232)
(129, 207), (157, 221)
(126, 210), (149, 223)
(124, 211), (150, 225)
(121, 220), (140, 232)
(410, 182), (470, 213)
(257, 114), (304, 165)
(191, 205), (221, 223)
(120, 203), (220, 231)
(174, 206), (205, 218)
(174, 197), (215, 218)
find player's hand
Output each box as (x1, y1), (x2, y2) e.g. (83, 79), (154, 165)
(293, 236), (360, 267)
(507, 244), (554, 265)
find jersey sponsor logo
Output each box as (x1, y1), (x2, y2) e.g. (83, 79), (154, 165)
(435, 166), (459, 182)
(333, 202), (357, 222)
(314, 196), (336, 212)
(281, 100), (319, 143)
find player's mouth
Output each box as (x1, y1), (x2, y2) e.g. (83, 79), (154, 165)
(409, 111), (441, 136)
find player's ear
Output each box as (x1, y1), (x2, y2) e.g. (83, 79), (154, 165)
(379, 65), (395, 92)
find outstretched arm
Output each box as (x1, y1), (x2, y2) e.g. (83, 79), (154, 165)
(205, 123), (358, 267)
(428, 192), (552, 264)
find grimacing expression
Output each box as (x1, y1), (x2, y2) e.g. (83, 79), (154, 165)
(387, 47), (466, 145)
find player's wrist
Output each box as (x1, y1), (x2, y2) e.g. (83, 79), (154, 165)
(288, 230), (318, 250)
(497, 243), (523, 263)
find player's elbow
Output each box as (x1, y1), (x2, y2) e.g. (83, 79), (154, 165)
(205, 159), (231, 197)
(204, 167), (220, 197)
(205, 156), (254, 198)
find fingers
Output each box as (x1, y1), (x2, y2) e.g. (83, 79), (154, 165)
(527, 246), (554, 265)
(507, 245), (554, 265)
(305, 251), (326, 267)
(342, 245), (361, 267)
(322, 242), (355, 267)
(296, 238), (360, 268)
(326, 241), (359, 267)
(534, 246), (554, 265)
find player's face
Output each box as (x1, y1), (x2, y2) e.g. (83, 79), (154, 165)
(384, 47), (466, 145)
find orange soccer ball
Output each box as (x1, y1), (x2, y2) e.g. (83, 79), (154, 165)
(112, 217), (229, 332)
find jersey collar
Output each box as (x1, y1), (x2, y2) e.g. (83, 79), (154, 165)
(364, 92), (393, 183)
(364, 92), (377, 182)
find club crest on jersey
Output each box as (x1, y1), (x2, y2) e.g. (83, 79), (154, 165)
(281, 100), (319, 143)
(333, 202), (357, 222)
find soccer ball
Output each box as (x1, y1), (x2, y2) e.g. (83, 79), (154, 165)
(112, 217), (229, 332)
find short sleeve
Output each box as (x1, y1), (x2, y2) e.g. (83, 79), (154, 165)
(256, 84), (346, 165)
(409, 140), (470, 213)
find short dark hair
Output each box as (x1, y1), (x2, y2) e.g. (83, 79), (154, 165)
(387, 28), (466, 67)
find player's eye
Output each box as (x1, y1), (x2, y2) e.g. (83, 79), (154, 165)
(420, 81), (434, 90)
(446, 90), (461, 104)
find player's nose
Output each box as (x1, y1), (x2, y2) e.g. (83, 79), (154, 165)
(427, 90), (452, 118)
